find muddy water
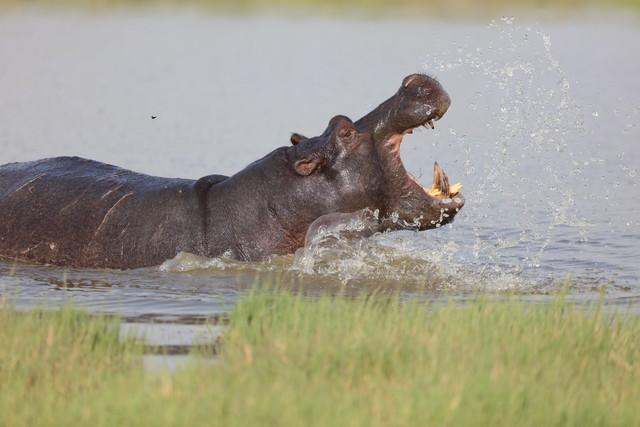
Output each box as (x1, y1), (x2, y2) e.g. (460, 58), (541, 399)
(1, 9), (639, 337)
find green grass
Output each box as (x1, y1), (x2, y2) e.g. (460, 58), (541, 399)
(0, 302), (143, 426)
(2, 290), (640, 426)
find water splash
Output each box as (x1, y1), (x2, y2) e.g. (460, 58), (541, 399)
(159, 251), (238, 273)
(416, 18), (600, 286)
(292, 216), (532, 291)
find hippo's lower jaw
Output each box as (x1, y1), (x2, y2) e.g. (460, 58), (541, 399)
(383, 176), (465, 231)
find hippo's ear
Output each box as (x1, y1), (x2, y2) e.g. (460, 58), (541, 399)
(402, 74), (421, 88)
(290, 133), (308, 146)
(294, 156), (323, 176)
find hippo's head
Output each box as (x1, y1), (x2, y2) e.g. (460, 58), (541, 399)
(289, 74), (464, 231)
(356, 73), (464, 230)
(287, 115), (385, 215)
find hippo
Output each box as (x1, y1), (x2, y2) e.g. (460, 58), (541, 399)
(0, 74), (464, 269)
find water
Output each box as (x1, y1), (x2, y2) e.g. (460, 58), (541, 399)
(1, 9), (639, 326)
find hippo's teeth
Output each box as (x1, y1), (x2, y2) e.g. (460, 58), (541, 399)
(449, 182), (462, 196)
(426, 119), (435, 129)
(428, 185), (442, 197)
(428, 182), (462, 197)
(428, 162), (462, 197)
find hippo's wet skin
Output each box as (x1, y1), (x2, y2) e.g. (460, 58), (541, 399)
(0, 74), (464, 269)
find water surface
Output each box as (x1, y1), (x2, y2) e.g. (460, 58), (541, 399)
(1, 10), (638, 320)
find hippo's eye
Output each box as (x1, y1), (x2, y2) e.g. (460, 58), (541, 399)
(338, 128), (355, 141)
(336, 128), (360, 150)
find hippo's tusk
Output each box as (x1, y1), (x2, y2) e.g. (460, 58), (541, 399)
(428, 162), (462, 197)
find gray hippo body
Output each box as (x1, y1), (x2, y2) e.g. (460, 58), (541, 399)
(0, 147), (327, 268)
(0, 74), (465, 269)
(0, 157), (227, 268)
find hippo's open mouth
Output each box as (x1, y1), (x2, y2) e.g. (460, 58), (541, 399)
(386, 122), (462, 197)
(379, 118), (464, 230)
(401, 118), (462, 199)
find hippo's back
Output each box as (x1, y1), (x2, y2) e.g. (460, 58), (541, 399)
(0, 157), (202, 268)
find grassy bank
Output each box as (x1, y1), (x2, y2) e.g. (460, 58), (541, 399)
(2, 291), (640, 426)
